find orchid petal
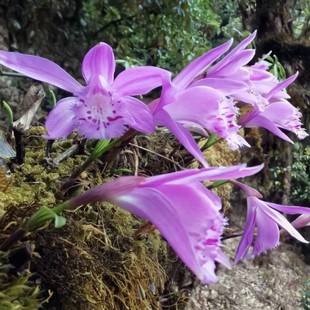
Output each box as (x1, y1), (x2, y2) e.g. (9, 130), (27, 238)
(234, 201), (256, 263)
(154, 109), (209, 167)
(165, 86), (247, 147)
(216, 249), (231, 269)
(44, 97), (78, 139)
(262, 101), (296, 124)
(182, 122), (209, 136)
(259, 201), (308, 243)
(240, 114), (293, 143)
(227, 67), (252, 82)
(253, 204), (280, 255)
(150, 78), (177, 113)
(121, 96), (155, 133)
(114, 183), (226, 284)
(265, 73), (298, 100)
(191, 78), (248, 95)
(82, 43), (115, 87)
(173, 39), (233, 89)
(144, 164), (264, 187)
(226, 133), (251, 150)
(250, 68), (274, 81)
(77, 113), (126, 140)
(290, 214), (310, 229)
(233, 88), (268, 107)
(259, 101), (308, 139)
(70, 176), (145, 206)
(208, 31), (256, 76)
(232, 180), (263, 198)
(194, 164), (264, 183)
(0, 51), (82, 94)
(164, 86), (223, 123)
(209, 50), (255, 77)
(265, 202), (310, 215)
(112, 66), (171, 96)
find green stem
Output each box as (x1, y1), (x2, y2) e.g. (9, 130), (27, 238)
(49, 89), (57, 107)
(0, 70), (24, 77)
(207, 180), (229, 190)
(60, 129), (136, 192)
(25, 202), (69, 231)
(201, 133), (220, 151)
(2, 100), (14, 124)
(0, 201), (71, 251)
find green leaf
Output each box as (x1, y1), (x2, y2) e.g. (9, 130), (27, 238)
(2, 100), (14, 124)
(49, 89), (57, 107)
(92, 139), (111, 157)
(54, 215), (66, 228)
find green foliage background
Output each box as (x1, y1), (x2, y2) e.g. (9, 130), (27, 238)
(3, 0), (248, 74)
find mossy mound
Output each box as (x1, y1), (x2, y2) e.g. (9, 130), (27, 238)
(0, 248), (50, 309)
(0, 125), (238, 309)
(32, 203), (169, 309)
(0, 126), (185, 309)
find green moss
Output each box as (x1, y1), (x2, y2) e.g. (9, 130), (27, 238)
(1, 127), (172, 309)
(31, 203), (169, 309)
(0, 250), (49, 309)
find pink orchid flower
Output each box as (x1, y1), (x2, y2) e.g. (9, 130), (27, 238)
(0, 43), (170, 139)
(149, 33), (258, 166)
(191, 31), (257, 94)
(194, 35), (307, 143)
(233, 181), (310, 263)
(238, 73), (308, 142)
(68, 164), (263, 284)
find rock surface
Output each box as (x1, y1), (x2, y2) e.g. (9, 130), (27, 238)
(186, 215), (310, 310)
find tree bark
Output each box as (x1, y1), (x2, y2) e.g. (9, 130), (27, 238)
(240, 0), (310, 204)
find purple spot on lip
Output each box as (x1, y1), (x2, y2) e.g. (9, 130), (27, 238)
(87, 116), (92, 120)
(80, 99), (85, 103)
(227, 114), (235, 118)
(79, 118), (86, 121)
(107, 116), (123, 122)
(87, 110), (91, 114)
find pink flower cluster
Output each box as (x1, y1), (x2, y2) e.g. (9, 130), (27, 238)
(0, 32), (309, 284)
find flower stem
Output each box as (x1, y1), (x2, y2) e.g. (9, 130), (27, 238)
(60, 129), (137, 193)
(0, 202), (71, 251)
(2, 100), (14, 125)
(201, 133), (220, 151)
(207, 180), (229, 189)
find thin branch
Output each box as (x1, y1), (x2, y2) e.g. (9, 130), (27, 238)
(128, 143), (185, 170)
(0, 70), (25, 78)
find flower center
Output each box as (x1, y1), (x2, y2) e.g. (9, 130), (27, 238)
(81, 93), (122, 127)
(75, 87), (126, 139)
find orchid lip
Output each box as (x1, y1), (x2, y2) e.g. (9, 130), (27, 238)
(75, 87), (125, 135)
